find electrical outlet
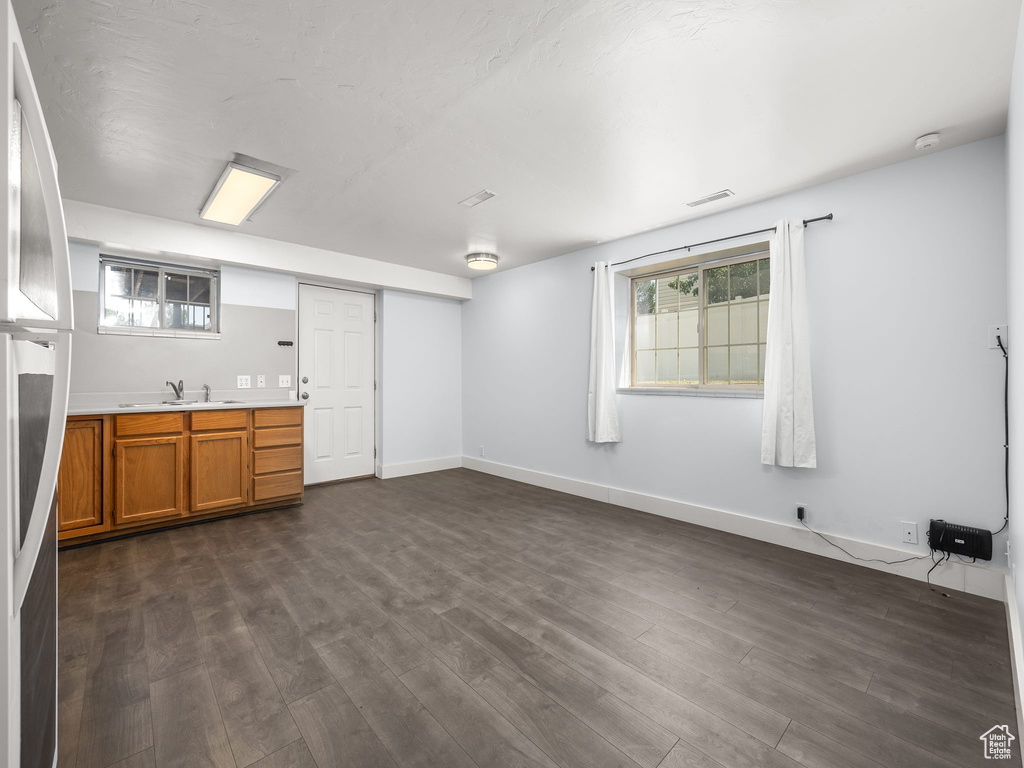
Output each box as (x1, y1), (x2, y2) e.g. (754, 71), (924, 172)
(279, 374), (291, 388)
(479, 446), (485, 457)
(990, 325), (1009, 349)
(237, 375), (251, 389)
(256, 375), (266, 389)
(901, 521), (918, 545)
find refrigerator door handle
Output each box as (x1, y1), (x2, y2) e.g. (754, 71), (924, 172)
(9, 328), (69, 615)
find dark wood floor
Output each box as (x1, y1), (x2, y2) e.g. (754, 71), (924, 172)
(58, 468), (1018, 768)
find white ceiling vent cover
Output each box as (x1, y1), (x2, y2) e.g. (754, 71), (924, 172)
(686, 189), (734, 207)
(458, 189), (497, 208)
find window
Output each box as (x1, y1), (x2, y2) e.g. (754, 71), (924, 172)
(631, 249), (769, 389)
(99, 257), (220, 337)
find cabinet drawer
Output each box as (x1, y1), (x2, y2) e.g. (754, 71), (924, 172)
(252, 426), (302, 448)
(115, 412), (184, 436)
(253, 471), (303, 501)
(191, 409), (247, 431)
(253, 408), (302, 428)
(253, 445), (302, 475)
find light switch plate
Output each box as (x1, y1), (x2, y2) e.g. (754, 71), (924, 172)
(237, 375), (251, 389)
(256, 374), (266, 389)
(279, 374), (291, 388)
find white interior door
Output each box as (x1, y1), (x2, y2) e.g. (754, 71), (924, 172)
(298, 284), (375, 483)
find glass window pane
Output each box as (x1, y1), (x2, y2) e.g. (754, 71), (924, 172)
(706, 346), (729, 384)
(101, 295), (130, 326)
(656, 276), (679, 313)
(730, 300), (758, 345)
(656, 312), (678, 349)
(730, 260), (757, 300)
(105, 265), (130, 298)
(758, 258), (770, 296)
(674, 271), (699, 303)
(730, 345), (759, 384)
(130, 299), (158, 327)
(706, 305), (729, 346)
(189, 275), (212, 303)
(758, 300), (769, 343)
(635, 280), (656, 315)
(165, 301), (188, 329)
(656, 350), (677, 383)
(706, 266), (728, 305)
(635, 315), (655, 350)
(133, 268), (158, 299)
(636, 350), (655, 383)
(759, 343), (767, 381)
(679, 348), (698, 383)
(165, 273), (188, 302)
(679, 307), (698, 348)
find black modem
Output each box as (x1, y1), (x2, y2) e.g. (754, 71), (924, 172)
(929, 519), (992, 561)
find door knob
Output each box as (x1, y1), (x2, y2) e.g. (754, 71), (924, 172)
(301, 392), (309, 400)
(301, 376), (308, 384)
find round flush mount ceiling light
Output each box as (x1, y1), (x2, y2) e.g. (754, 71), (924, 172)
(915, 132), (941, 151)
(466, 252), (499, 270)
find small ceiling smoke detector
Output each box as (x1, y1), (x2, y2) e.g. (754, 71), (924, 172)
(466, 252), (499, 270)
(458, 189), (497, 208)
(915, 133), (941, 151)
(686, 189), (734, 208)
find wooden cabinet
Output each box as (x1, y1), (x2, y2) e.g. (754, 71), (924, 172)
(57, 405), (304, 545)
(56, 418), (107, 537)
(114, 435), (187, 526)
(251, 408), (304, 503)
(191, 430), (248, 512)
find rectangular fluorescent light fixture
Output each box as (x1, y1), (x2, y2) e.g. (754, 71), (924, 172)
(458, 189), (496, 208)
(200, 162), (281, 225)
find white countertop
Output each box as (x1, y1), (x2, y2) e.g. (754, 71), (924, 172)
(67, 400), (304, 416)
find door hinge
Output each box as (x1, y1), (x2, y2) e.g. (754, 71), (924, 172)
(374, 447), (377, 459)
(374, 311), (377, 322)
(373, 380), (377, 391)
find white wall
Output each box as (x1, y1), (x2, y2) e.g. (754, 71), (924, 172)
(68, 241), (298, 405)
(378, 290), (463, 476)
(1007, 0), (1024, 616)
(64, 199), (472, 300)
(464, 137), (1009, 570)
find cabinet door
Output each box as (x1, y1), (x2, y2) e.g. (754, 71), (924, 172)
(114, 436), (186, 526)
(191, 430), (248, 512)
(56, 419), (103, 533)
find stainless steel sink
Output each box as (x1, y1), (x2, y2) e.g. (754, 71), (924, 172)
(119, 400), (198, 407)
(204, 400), (245, 405)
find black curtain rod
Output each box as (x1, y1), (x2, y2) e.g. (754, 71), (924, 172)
(590, 213), (834, 271)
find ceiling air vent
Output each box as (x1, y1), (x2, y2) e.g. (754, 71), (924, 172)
(686, 189), (734, 208)
(458, 189), (497, 208)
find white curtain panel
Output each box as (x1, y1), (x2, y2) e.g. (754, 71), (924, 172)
(588, 262), (621, 443)
(761, 220), (817, 467)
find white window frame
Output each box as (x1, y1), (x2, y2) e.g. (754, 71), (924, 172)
(97, 256), (222, 339)
(629, 248), (769, 391)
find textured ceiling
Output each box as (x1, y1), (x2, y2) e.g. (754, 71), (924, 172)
(13, 0), (1022, 276)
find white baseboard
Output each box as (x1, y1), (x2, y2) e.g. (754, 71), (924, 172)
(1006, 575), (1024, 741)
(378, 456), (463, 480)
(461, 456), (1008, 601)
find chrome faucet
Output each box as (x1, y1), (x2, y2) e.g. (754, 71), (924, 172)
(166, 379), (184, 400)
(203, 384), (212, 402)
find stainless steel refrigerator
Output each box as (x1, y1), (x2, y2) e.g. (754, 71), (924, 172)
(0, 2), (73, 766)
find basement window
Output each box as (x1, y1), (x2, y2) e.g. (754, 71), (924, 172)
(98, 256), (221, 338)
(630, 249), (769, 390)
